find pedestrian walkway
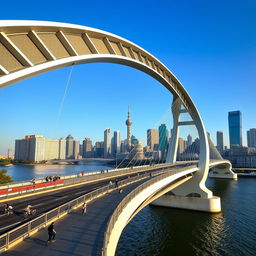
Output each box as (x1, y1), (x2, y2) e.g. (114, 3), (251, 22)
(3, 179), (148, 256)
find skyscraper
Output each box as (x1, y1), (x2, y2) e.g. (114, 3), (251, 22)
(95, 141), (104, 158)
(216, 131), (224, 152)
(187, 134), (192, 147)
(228, 111), (242, 147)
(125, 108), (132, 152)
(247, 128), (256, 147)
(66, 134), (74, 159)
(59, 138), (66, 160)
(15, 135), (59, 162)
(177, 137), (185, 155)
(83, 138), (92, 158)
(159, 124), (168, 158)
(104, 128), (111, 158)
(147, 129), (159, 151)
(131, 135), (138, 145)
(113, 131), (121, 156)
(73, 140), (80, 159)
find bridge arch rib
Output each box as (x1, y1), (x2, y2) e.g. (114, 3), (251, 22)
(0, 20), (211, 196)
(0, 20), (236, 212)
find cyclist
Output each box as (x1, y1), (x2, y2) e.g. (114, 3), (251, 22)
(24, 204), (32, 215)
(7, 205), (14, 215)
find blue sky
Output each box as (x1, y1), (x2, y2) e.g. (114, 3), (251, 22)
(0, 0), (255, 155)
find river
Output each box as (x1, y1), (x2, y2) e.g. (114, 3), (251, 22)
(3, 165), (256, 255)
(3, 161), (114, 182)
(117, 178), (256, 256)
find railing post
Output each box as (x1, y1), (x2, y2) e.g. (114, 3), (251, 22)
(28, 222), (31, 236)
(6, 233), (10, 249)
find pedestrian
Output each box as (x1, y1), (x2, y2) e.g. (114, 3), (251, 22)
(109, 180), (112, 186)
(3, 203), (9, 214)
(115, 179), (118, 188)
(47, 222), (56, 243)
(82, 202), (87, 215)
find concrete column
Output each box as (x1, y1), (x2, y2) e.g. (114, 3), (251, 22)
(166, 96), (181, 163)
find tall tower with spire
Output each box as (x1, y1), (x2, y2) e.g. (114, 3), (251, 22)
(125, 107), (132, 151)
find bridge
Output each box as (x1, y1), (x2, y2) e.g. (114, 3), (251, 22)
(0, 20), (237, 255)
(0, 160), (228, 255)
(46, 158), (115, 165)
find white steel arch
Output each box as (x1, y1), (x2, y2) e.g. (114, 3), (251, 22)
(0, 20), (217, 198)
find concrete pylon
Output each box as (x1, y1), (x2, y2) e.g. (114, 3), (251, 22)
(152, 98), (221, 213)
(166, 96), (181, 163)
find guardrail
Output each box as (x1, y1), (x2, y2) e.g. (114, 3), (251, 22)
(0, 163), (181, 200)
(102, 165), (197, 256)
(0, 168), (161, 253)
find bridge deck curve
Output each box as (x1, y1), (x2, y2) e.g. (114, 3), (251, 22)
(2, 179), (147, 256)
(1, 160), (229, 255)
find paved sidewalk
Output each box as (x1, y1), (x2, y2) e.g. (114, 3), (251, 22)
(3, 179), (147, 256)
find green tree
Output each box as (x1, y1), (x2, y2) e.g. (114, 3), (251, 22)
(0, 169), (13, 184)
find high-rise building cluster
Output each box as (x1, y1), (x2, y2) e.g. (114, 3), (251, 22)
(14, 109), (197, 163)
(215, 110), (256, 168)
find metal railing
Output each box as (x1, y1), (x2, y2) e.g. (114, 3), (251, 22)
(102, 165), (197, 255)
(0, 168), (165, 253)
(0, 163), (183, 200)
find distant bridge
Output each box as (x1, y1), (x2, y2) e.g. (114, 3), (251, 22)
(47, 158), (115, 164)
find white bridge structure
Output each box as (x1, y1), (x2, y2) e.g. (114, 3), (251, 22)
(0, 20), (237, 256)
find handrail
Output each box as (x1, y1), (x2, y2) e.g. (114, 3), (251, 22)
(102, 165), (197, 255)
(0, 167), (168, 253)
(0, 163), (187, 199)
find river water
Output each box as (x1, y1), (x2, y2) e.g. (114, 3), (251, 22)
(117, 178), (256, 256)
(3, 165), (256, 255)
(3, 161), (113, 182)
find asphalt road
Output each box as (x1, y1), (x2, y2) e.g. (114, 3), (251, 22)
(0, 166), (172, 234)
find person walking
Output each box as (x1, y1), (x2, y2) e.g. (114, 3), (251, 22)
(82, 202), (87, 215)
(115, 179), (119, 188)
(47, 222), (56, 243)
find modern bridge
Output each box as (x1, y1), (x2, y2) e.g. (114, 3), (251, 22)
(0, 160), (230, 255)
(0, 20), (237, 255)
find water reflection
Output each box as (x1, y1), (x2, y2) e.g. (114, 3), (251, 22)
(117, 178), (256, 256)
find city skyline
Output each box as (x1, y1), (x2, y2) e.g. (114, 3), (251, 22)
(7, 108), (256, 157)
(0, 1), (255, 155)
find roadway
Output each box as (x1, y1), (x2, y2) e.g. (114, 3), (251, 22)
(0, 165), (179, 235)
(2, 178), (148, 256)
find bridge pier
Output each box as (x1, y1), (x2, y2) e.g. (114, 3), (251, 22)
(151, 194), (221, 213)
(151, 175), (221, 213)
(209, 166), (238, 180)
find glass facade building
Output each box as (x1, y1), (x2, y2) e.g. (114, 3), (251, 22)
(228, 111), (242, 147)
(159, 124), (168, 157)
(216, 131), (224, 152)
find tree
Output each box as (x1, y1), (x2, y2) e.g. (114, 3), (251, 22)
(0, 169), (13, 184)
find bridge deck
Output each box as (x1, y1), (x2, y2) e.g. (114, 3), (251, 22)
(2, 179), (147, 256)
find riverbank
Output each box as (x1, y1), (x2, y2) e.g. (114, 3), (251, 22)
(3, 161), (114, 182)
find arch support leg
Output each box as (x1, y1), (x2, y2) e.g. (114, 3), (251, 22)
(151, 173), (221, 213)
